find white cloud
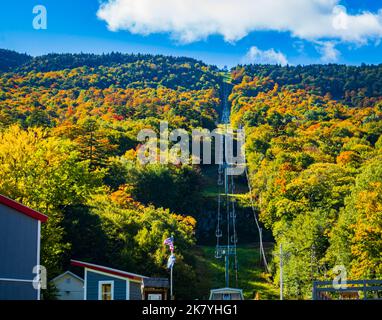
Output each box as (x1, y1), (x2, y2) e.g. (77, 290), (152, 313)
(97, 0), (382, 45)
(315, 41), (341, 62)
(244, 46), (288, 66)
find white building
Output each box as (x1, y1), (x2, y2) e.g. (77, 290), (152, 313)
(51, 271), (84, 300)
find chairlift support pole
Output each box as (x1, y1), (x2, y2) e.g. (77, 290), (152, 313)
(214, 82), (241, 291)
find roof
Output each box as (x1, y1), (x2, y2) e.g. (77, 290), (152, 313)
(142, 277), (169, 288)
(51, 271), (84, 283)
(71, 260), (147, 281)
(209, 287), (244, 294)
(0, 194), (48, 223)
(209, 287), (244, 300)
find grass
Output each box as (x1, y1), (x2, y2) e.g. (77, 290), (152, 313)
(200, 164), (249, 197)
(192, 244), (279, 300)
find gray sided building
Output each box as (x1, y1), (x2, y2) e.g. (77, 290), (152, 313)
(0, 194), (48, 300)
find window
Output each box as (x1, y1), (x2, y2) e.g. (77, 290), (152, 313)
(98, 281), (114, 300)
(223, 293), (232, 300)
(101, 284), (112, 300)
(148, 294), (162, 300)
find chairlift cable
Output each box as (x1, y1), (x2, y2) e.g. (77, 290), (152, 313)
(245, 166), (270, 272)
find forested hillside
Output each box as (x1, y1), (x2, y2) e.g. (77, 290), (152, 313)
(231, 64), (382, 107)
(0, 49), (32, 72)
(230, 65), (382, 298)
(0, 50), (222, 299)
(1, 49), (382, 300)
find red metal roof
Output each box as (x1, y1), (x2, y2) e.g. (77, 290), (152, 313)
(0, 194), (48, 223)
(71, 260), (147, 281)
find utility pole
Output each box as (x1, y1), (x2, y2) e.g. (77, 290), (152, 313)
(225, 253), (229, 288)
(259, 228), (263, 265)
(280, 243), (283, 300)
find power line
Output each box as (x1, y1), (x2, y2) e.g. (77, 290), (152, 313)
(244, 166), (270, 273)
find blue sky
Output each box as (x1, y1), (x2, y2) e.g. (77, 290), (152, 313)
(1, 0), (382, 67)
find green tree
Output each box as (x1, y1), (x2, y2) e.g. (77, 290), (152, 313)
(328, 156), (382, 279)
(0, 125), (103, 277)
